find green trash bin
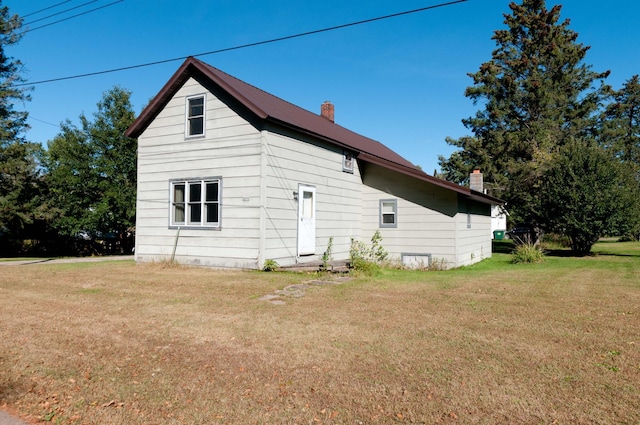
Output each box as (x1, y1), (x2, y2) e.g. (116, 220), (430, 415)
(493, 230), (505, 240)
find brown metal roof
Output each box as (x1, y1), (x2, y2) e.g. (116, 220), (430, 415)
(126, 57), (501, 205)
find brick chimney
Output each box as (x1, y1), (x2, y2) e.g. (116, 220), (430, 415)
(320, 101), (334, 122)
(470, 169), (483, 192)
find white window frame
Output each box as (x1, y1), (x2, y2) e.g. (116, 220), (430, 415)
(379, 199), (398, 228)
(185, 94), (205, 138)
(342, 150), (354, 173)
(170, 178), (221, 228)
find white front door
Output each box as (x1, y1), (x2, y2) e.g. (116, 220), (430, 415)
(297, 184), (316, 256)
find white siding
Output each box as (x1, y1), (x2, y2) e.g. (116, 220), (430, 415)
(454, 200), (492, 267)
(135, 78), (263, 268)
(135, 76), (493, 270)
(361, 164), (492, 269)
(261, 130), (362, 267)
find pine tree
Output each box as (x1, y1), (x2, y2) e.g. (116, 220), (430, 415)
(599, 75), (640, 240)
(0, 3), (42, 250)
(601, 75), (640, 165)
(438, 0), (609, 225)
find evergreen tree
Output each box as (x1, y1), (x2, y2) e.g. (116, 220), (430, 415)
(438, 0), (609, 226)
(600, 75), (640, 240)
(0, 2), (43, 251)
(601, 75), (640, 165)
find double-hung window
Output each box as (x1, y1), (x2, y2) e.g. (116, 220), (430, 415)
(186, 95), (205, 137)
(171, 179), (221, 228)
(379, 199), (397, 228)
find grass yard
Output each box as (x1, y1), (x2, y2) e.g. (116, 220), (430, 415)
(1, 242), (639, 424)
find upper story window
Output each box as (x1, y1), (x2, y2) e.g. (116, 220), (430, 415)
(343, 150), (354, 173)
(379, 199), (397, 228)
(186, 95), (205, 137)
(171, 178), (221, 228)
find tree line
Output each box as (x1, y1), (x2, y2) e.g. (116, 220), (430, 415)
(0, 3), (136, 256)
(1, 0), (639, 257)
(438, 0), (640, 254)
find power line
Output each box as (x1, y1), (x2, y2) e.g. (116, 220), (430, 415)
(29, 116), (61, 128)
(20, 0), (124, 35)
(17, 0), (468, 87)
(24, 0), (100, 26)
(22, 0), (74, 18)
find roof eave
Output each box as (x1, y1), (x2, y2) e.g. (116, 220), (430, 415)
(125, 59), (194, 138)
(358, 152), (503, 205)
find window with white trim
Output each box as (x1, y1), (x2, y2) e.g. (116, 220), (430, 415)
(379, 199), (397, 228)
(343, 150), (354, 173)
(171, 179), (221, 227)
(186, 95), (205, 137)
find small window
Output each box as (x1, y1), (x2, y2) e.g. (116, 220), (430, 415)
(186, 95), (205, 137)
(171, 178), (221, 228)
(343, 150), (354, 173)
(379, 199), (397, 228)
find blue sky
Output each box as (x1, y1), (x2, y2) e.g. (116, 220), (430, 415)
(6, 0), (640, 173)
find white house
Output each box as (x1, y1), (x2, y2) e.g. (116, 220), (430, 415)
(125, 57), (502, 269)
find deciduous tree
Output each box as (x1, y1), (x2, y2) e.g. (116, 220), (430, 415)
(539, 138), (640, 254)
(45, 87), (137, 254)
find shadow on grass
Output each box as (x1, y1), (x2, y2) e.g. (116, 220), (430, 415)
(493, 240), (640, 258)
(492, 240), (514, 254)
(590, 251), (640, 258)
(544, 249), (583, 258)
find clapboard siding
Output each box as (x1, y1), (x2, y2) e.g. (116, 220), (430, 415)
(361, 163), (459, 268)
(453, 201), (492, 267)
(261, 131), (362, 266)
(135, 78), (263, 267)
(133, 66), (497, 270)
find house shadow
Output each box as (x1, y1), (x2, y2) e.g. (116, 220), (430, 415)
(492, 240), (515, 254)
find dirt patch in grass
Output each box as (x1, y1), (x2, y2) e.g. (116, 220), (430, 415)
(1, 256), (639, 424)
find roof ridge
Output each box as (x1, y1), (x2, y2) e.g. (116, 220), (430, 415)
(196, 58), (322, 122)
(191, 57), (423, 172)
(126, 57), (502, 205)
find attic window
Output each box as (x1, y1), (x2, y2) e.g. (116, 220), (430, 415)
(186, 95), (205, 137)
(343, 151), (354, 173)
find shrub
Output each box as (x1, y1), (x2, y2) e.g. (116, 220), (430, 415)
(262, 259), (279, 272)
(511, 243), (545, 264)
(350, 257), (381, 276)
(349, 230), (388, 275)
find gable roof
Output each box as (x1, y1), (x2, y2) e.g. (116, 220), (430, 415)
(126, 57), (501, 205)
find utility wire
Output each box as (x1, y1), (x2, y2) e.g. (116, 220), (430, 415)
(20, 0), (124, 35)
(22, 0), (73, 18)
(17, 0), (468, 87)
(29, 116), (62, 128)
(24, 0), (100, 26)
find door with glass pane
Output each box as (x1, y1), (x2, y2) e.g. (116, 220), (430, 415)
(297, 184), (316, 256)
